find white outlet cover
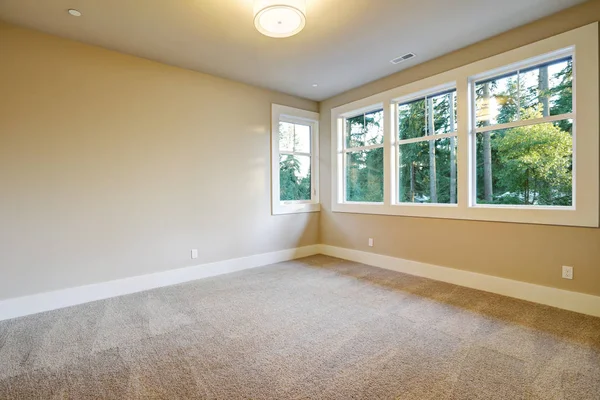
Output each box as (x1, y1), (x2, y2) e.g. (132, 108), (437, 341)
(562, 266), (573, 280)
(191, 249), (199, 259)
(368, 238), (374, 247)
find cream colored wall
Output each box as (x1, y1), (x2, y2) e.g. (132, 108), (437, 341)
(319, 1), (600, 297)
(0, 22), (319, 300)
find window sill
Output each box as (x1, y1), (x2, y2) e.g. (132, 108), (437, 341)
(273, 203), (321, 215)
(331, 202), (597, 227)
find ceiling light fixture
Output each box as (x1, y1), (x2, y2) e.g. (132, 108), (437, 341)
(254, 0), (306, 38)
(67, 9), (82, 17)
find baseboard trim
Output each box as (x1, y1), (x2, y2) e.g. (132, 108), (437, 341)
(318, 245), (600, 318)
(0, 245), (320, 322)
(3, 244), (597, 321)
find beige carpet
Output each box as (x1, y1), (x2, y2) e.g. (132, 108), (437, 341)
(0, 255), (599, 399)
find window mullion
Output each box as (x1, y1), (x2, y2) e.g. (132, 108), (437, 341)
(398, 132), (457, 145)
(343, 143), (384, 152)
(475, 113), (574, 133)
(280, 151), (312, 157)
(457, 76), (470, 209)
(384, 101), (393, 206)
(517, 69), (521, 121)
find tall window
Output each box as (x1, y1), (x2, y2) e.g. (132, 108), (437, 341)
(473, 57), (573, 206)
(279, 121), (312, 201)
(271, 104), (319, 215)
(397, 89), (457, 204)
(344, 109), (384, 202)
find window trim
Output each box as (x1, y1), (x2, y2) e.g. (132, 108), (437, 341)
(272, 104), (320, 215)
(394, 84), (458, 205)
(343, 106), (385, 204)
(469, 51), (575, 209)
(330, 23), (598, 227)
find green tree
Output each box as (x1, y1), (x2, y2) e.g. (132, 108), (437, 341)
(475, 59), (573, 206)
(494, 115), (572, 205)
(398, 93), (455, 204)
(279, 155), (311, 201)
(346, 111), (384, 202)
(550, 60), (573, 132)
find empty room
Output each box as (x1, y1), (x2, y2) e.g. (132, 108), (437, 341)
(1, 0), (599, 398)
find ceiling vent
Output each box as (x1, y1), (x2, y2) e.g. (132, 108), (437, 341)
(390, 53), (416, 65)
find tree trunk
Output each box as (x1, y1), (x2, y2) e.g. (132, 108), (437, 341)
(449, 92), (456, 203)
(482, 83), (493, 202)
(427, 97), (437, 203)
(539, 66), (550, 117)
(525, 169), (530, 205)
(410, 162), (415, 202)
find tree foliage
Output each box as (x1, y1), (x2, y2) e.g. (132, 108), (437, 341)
(345, 111), (384, 202)
(492, 115), (572, 205)
(279, 155), (311, 201)
(476, 59), (573, 206)
(398, 92), (456, 203)
(279, 59), (573, 207)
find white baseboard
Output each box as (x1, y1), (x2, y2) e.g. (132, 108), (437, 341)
(318, 245), (600, 318)
(0, 245), (320, 322)
(3, 244), (598, 321)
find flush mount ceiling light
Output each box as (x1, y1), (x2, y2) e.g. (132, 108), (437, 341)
(67, 8), (82, 17)
(254, 0), (306, 38)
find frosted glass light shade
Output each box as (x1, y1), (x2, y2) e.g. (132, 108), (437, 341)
(254, 0), (306, 38)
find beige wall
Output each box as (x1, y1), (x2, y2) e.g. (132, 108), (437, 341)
(0, 22), (319, 300)
(319, 1), (600, 297)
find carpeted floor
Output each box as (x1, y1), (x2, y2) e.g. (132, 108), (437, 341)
(0, 255), (599, 399)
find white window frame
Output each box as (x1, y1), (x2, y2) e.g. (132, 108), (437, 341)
(330, 23), (598, 227)
(469, 51), (574, 208)
(272, 104), (320, 215)
(341, 105), (385, 205)
(394, 84), (458, 205)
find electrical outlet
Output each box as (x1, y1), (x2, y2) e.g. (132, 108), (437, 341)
(191, 249), (198, 259)
(368, 238), (374, 247)
(562, 266), (573, 280)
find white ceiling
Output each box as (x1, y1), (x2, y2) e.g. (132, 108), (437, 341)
(0, 0), (587, 101)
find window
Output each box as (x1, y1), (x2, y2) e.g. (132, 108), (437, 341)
(344, 109), (384, 203)
(397, 89), (457, 204)
(330, 23), (598, 227)
(271, 104), (320, 215)
(473, 57), (573, 207)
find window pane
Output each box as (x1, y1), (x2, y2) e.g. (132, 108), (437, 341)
(346, 109), (384, 148)
(398, 99), (425, 140)
(432, 90), (457, 134)
(519, 66), (541, 119)
(476, 120), (572, 206)
(279, 122), (295, 152)
(294, 124), (311, 153)
(520, 58), (573, 119)
(398, 90), (457, 140)
(475, 57), (573, 126)
(548, 58), (573, 116)
(346, 148), (384, 202)
(279, 122), (311, 153)
(279, 154), (311, 201)
(398, 138), (457, 204)
(475, 74), (518, 126)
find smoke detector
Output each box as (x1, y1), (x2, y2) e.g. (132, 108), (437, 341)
(390, 53), (416, 65)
